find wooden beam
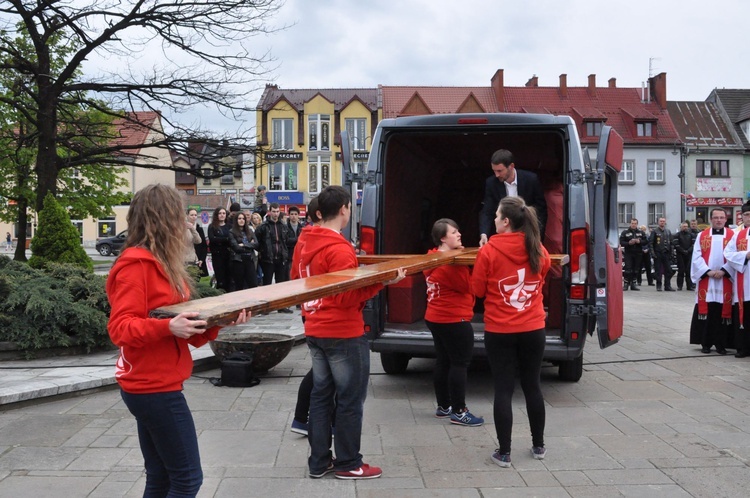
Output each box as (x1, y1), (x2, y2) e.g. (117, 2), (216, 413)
(357, 252), (570, 267)
(150, 248), (478, 328)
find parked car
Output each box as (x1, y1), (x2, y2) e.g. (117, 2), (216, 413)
(96, 230), (127, 256)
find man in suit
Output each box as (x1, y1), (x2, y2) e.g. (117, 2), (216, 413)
(479, 149), (547, 246)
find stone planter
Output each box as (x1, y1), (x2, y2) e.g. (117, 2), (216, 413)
(209, 330), (295, 374)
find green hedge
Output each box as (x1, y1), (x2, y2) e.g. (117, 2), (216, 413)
(0, 255), (224, 357)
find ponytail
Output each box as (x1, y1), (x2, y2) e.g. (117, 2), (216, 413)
(498, 197), (544, 273)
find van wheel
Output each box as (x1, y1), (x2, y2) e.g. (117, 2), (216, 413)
(380, 353), (410, 374)
(558, 355), (583, 382)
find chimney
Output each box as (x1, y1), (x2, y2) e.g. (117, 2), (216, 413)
(559, 74), (567, 98)
(587, 74), (597, 97)
(648, 72), (667, 109)
(525, 75), (538, 87)
(491, 69), (504, 111)
(608, 77), (616, 88)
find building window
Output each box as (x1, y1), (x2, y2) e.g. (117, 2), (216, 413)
(617, 203), (635, 227)
(647, 160), (664, 183)
(345, 118), (368, 150)
(308, 157), (330, 194)
(696, 159), (729, 178)
(272, 118), (293, 150)
(585, 121), (603, 137)
(741, 120), (750, 142)
(308, 114), (330, 151)
(98, 218), (116, 238)
(619, 160), (635, 184)
(202, 169), (212, 185)
(648, 203), (665, 226)
(71, 221), (83, 244)
(636, 122), (653, 137)
(269, 162), (298, 191)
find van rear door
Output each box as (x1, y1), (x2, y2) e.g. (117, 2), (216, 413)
(587, 126), (624, 348)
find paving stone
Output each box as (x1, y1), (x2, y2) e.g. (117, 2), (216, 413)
(422, 469), (526, 488)
(214, 476), (356, 497)
(0, 447), (83, 470)
(583, 468), (674, 485)
(200, 429), (280, 467)
(0, 475), (103, 498)
(662, 466), (750, 497)
(66, 447), (131, 471)
(615, 484), (692, 497)
(359, 490), (480, 498)
(480, 487), (571, 497)
(0, 414), (90, 446)
(590, 434), (684, 459)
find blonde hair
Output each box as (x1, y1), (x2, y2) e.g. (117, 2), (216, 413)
(124, 184), (193, 297)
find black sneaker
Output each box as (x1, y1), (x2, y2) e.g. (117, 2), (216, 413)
(277, 308), (294, 314)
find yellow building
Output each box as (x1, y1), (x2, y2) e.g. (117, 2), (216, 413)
(255, 85), (379, 212)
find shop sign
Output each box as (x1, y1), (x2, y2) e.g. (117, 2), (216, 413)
(686, 197), (744, 206)
(266, 191), (304, 204)
(265, 152), (302, 161)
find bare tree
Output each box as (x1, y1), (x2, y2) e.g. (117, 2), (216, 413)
(0, 0), (284, 218)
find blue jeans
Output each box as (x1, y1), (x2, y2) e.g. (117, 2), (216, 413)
(121, 390), (203, 497)
(306, 335), (370, 474)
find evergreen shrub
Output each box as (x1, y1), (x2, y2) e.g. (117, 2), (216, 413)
(28, 193), (93, 271)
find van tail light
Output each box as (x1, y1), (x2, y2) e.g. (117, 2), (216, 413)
(569, 227), (588, 299)
(360, 226), (377, 256)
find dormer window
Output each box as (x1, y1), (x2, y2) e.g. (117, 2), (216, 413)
(636, 121), (653, 137)
(741, 120), (750, 142)
(585, 121), (603, 137)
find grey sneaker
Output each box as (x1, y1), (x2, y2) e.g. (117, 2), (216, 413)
(435, 406), (452, 418)
(491, 450), (511, 468)
(531, 446), (546, 460)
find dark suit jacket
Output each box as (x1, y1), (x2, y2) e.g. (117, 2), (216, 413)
(479, 169), (547, 239)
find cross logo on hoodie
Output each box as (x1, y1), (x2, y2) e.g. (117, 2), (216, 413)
(498, 268), (541, 312)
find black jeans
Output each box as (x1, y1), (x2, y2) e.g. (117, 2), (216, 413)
(231, 258), (258, 290)
(675, 251), (692, 289)
(622, 250), (642, 284)
(653, 251), (674, 287)
(426, 319), (474, 411)
(212, 250), (232, 292)
(484, 329), (546, 454)
(261, 259), (287, 286)
(639, 251), (653, 285)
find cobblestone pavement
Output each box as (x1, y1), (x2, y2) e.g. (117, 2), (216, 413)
(2, 287), (750, 497)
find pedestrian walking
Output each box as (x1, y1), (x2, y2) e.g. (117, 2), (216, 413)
(106, 184), (249, 497)
(471, 196), (551, 469)
(4, 232), (10, 251)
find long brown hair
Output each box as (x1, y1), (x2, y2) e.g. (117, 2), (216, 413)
(124, 184), (193, 297)
(230, 212), (253, 239)
(498, 196), (544, 273)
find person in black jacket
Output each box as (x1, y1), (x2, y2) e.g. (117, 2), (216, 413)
(649, 217), (675, 291)
(189, 209), (209, 277)
(208, 207), (232, 292)
(673, 222), (696, 291)
(285, 206), (304, 280)
(479, 149), (547, 246)
(228, 212), (259, 290)
(638, 225), (655, 286)
(255, 202), (293, 313)
(619, 218), (646, 291)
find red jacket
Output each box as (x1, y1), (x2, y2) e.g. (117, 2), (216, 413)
(424, 248), (475, 323)
(471, 232), (550, 333)
(298, 226), (382, 338)
(106, 247), (219, 394)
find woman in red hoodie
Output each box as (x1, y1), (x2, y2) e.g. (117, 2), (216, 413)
(471, 196), (551, 468)
(424, 219), (483, 427)
(107, 184), (248, 497)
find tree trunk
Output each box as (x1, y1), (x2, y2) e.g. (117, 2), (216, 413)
(13, 198), (28, 262)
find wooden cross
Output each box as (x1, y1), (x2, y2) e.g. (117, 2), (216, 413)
(151, 248), (478, 328)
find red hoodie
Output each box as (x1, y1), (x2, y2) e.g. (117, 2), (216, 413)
(290, 224), (312, 280)
(471, 232), (551, 333)
(299, 226), (383, 338)
(424, 248), (475, 323)
(106, 247), (220, 394)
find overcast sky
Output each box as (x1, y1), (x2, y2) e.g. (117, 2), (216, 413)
(123, 0), (750, 135)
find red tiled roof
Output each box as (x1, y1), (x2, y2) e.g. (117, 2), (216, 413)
(381, 86), (500, 118)
(503, 87), (679, 144)
(112, 111), (161, 154)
